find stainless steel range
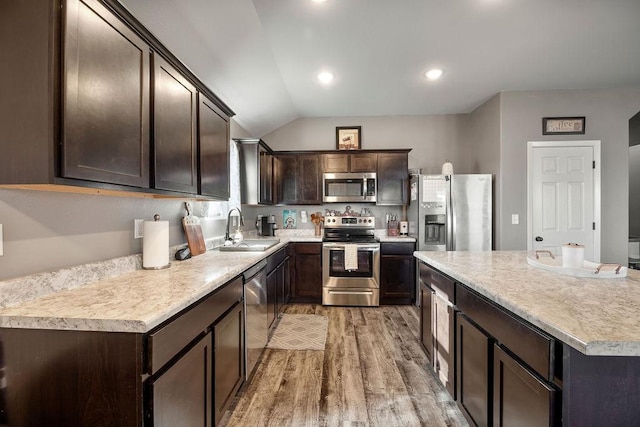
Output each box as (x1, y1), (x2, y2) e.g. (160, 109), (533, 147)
(322, 216), (380, 307)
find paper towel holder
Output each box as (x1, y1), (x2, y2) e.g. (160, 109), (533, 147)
(143, 214), (171, 270)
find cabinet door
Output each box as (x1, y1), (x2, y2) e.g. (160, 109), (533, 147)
(213, 303), (244, 426)
(153, 54), (198, 193)
(377, 153), (408, 205)
(283, 257), (291, 308)
(147, 332), (212, 427)
(266, 268), (277, 329)
(259, 149), (273, 204)
(297, 155), (323, 204)
(457, 313), (491, 427)
(420, 282), (434, 364)
(63, 0), (150, 187)
(324, 154), (349, 173)
(493, 344), (556, 427)
(275, 260), (288, 315)
(292, 243), (323, 301)
(380, 254), (415, 304)
(198, 93), (229, 199)
(350, 153), (377, 172)
(276, 155), (298, 204)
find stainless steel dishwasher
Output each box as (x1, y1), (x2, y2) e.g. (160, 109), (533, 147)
(243, 259), (268, 380)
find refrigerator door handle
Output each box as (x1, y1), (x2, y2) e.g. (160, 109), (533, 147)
(447, 179), (455, 251)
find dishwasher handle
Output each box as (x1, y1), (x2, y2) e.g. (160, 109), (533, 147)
(243, 259), (268, 282)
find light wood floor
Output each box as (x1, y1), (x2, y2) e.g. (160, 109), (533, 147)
(221, 304), (468, 427)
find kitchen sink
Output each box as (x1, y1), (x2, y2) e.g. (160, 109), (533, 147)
(218, 239), (281, 252)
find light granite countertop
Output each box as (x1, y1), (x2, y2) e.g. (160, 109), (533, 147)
(0, 233), (412, 334)
(0, 240), (293, 333)
(414, 251), (640, 356)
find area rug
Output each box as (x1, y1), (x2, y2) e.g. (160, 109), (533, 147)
(266, 314), (328, 351)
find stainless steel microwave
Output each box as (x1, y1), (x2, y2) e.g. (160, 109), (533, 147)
(323, 172), (377, 203)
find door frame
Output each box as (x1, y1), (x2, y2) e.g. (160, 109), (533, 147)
(526, 140), (601, 261)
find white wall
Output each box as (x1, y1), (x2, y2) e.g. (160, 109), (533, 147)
(499, 88), (640, 263)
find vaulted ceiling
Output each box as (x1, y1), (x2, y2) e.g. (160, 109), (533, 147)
(121, 0), (640, 137)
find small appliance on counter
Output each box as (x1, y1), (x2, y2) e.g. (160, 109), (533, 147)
(257, 215), (277, 236)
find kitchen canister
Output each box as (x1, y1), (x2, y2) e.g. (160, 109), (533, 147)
(562, 243), (585, 269)
(143, 214), (170, 270)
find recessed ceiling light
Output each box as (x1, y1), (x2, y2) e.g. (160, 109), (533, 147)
(425, 68), (444, 80)
(312, 0), (327, 2)
(317, 72), (334, 84)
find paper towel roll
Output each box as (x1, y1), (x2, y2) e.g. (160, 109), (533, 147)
(143, 219), (170, 269)
(562, 243), (584, 269)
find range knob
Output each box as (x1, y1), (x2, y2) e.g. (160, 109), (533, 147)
(358, 219), (363, 223)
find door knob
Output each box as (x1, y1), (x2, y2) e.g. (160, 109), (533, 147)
(535, 236), (543, 242)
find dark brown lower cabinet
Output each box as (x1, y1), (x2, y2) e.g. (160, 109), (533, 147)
(493, 344), (556, 427)
(380, 242), (415, 304)
(420, 281), (433, 363)
(213, 303), (245, 426)
(0, 277), (244, 426)
(290, 243), (322, 302)
(147, 332), (212, 427)
(457, 313), (492, 427)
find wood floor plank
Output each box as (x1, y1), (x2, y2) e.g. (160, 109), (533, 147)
(221, 305), (468, 427)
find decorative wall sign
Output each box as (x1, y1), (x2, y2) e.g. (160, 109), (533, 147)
(542, 117), (585, 135)
(336, 126), (362, 150)
(283, 209), (297, 229)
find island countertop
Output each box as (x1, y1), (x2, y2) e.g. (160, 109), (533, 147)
(414, 250), (640, 356)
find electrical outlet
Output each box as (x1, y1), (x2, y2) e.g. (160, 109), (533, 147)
(0, 224), (3, 256)
(511, 214), (519, 225)
(134, 219), (144, 239)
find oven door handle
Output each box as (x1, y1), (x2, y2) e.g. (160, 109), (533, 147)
(327, 290), (375, 295)
(323, 244), (380, 251)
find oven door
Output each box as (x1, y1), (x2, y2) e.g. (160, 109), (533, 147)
(322, 243), (380, 289)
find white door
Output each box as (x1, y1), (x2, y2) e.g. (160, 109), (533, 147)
(528, 141), (600, 261)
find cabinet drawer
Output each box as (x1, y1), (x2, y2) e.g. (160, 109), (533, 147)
(295, 243), (321, 254)
(146, 276), (243, 374)
(381, 242), (415, 255)
(420, 263), (455, 303)
(456, 284), (553, 380)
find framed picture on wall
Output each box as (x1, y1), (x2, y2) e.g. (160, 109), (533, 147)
(542, 117), (586, 135)
(336, 126), (362, 150)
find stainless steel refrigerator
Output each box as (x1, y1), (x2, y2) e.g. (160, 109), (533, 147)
(408, 174), (492, 251)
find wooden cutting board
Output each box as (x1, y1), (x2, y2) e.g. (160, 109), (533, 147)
(182, 202), (206, 256)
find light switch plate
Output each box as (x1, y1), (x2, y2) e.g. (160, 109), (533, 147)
(300, 210), (308, 223)
(511, 214), (519, 225)
(0, 224), (3, 256)
(134, 219), (144, 239)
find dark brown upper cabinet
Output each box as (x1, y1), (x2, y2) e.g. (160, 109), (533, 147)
(324, 152), (377, 173)
(62, 0), (150, 188)
(152, 54), (198, 194)
(198, 94), (230, 199)
(0, 0), (234, 198)
(377, 152), (409, 205)
(275, 154), (323, 205)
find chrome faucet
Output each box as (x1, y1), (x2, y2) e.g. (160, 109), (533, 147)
(225, 207), (244, 242)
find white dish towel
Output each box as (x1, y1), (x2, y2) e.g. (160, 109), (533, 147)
(344, 244), (359, 271)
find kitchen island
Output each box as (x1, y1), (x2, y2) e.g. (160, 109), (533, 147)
(415, 250), (640, 426)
